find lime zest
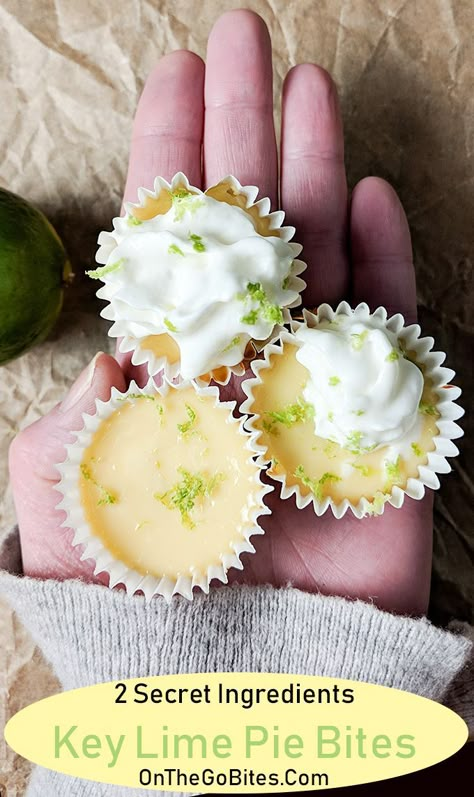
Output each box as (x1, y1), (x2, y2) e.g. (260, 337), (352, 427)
(419, 401), (438, 416)
(164, 317), (179, 333)
(384, 456), (403, 491)
(351, 463), (372, 477)
(118, 393), (164, 417)
(177, 403), (197, 437)
(328, 376), (340, 386)
(294, 465), (341, 502)
(171, 189), (204, 222)
(168, 243), (185, 256)
(80, 462), (117, 506)
(411, 442), (423, 457)
(327, 411), (334, 422)
(156, 466), (225, 529)
(351, 330), (369, 351)
(263, 396), (315, 434)
(222, 335), (241, 353)
(189, 233), (205, 252)
(365, 491), (389, 516)
(238, 281), (283, 326)
(323, 441), (338, 458)
(264, 304), (285, 323)
(353, 409), (365, 416)
(127, 215), (143, 226)
(386, 348), (400, 362)
(241, 310), (259, 325)
(86, 258), (125, 280)
(346, 430), (363, 452)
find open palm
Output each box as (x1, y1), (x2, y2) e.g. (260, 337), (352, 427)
(9, 10), (432, 616)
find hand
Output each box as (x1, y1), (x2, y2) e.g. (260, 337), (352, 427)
(9, 10), (433, 615)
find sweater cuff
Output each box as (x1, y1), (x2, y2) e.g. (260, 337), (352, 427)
(0, 533), (471, 702)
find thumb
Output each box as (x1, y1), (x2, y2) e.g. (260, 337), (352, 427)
(9, 353), (126, 580)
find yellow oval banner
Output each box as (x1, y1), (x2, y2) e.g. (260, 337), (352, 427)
(5, 673), (467, 791)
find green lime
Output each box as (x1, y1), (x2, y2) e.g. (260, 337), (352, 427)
(0, 187), (73, 365)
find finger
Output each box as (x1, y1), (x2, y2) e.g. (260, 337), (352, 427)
(281, 64), (349, 307)
(123, 50), (205, 204)
(351, 177), (417, 323)
(204, 9), (278, 206)
(115, 349), (150, 387)
(9, 353), (126, 581)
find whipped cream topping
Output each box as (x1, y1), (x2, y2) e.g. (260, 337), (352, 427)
(295, 316), (424, 453)
(92, 185), (303, 379)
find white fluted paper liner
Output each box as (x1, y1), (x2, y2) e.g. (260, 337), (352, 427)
(241, 301), (464, 519)
(94, 172), (306, 385)
(55, 378), (273, 601)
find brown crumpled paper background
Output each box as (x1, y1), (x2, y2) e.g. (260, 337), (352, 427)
(0, 0), (472, 792)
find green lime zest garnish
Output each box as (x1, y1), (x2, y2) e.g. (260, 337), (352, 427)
(385, 348), (400, 362)
(238, 281), (283, 326)
(168, 243), (185, 256)
(419, 401), (438, 416)
(127, 215), (143, 226)
(241, 310), (259, 325)
(323, 441), (338, 458)
(189, 233), (205, 252)
(384, 456), (403, 491)
(222, 335), (241, 353)
(156, 467), (225, 529)
(86, 258), (125, 280)
(411, 442), (423, 457)
(263, 396), (315, 434)
(264, 304), (284, 323)
(80, 463), (117, 506)
(346, 430), (363, 452)
(328, 376), (340, 386)
(351, 331), (369, 351)
(171, 189), (204, 222)
(294, 465), (341, 502)
(177, 404), (197, 437)
(164, 317), (179, 333)
(118, 393), (163, 417)
(351, 463), (372, 477)
(365, 491), (388, 516)
(353, 409), (365, 416)
(327, 411), (334, 422)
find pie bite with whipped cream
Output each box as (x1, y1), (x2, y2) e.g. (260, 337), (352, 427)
(88, 173), (306, 383)
(243, 304), (447, 516)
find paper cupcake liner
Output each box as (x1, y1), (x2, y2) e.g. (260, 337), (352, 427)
(95, 172), (306, 384)
(55, 378), (273, 601)
(241, 301), (464, 519)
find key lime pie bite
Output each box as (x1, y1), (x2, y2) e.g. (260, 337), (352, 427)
(88, 173), (306, 384)
(56, 380), (272, 600)
(242, 302), (463, 518)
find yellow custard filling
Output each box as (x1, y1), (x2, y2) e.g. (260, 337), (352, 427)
(250, 344), (440, 508)
(79, 388), (259, 578)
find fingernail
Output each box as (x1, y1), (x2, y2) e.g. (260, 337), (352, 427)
(60, 352), (104, 413)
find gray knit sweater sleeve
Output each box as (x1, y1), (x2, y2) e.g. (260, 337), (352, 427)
(0, 528), (472, 797)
